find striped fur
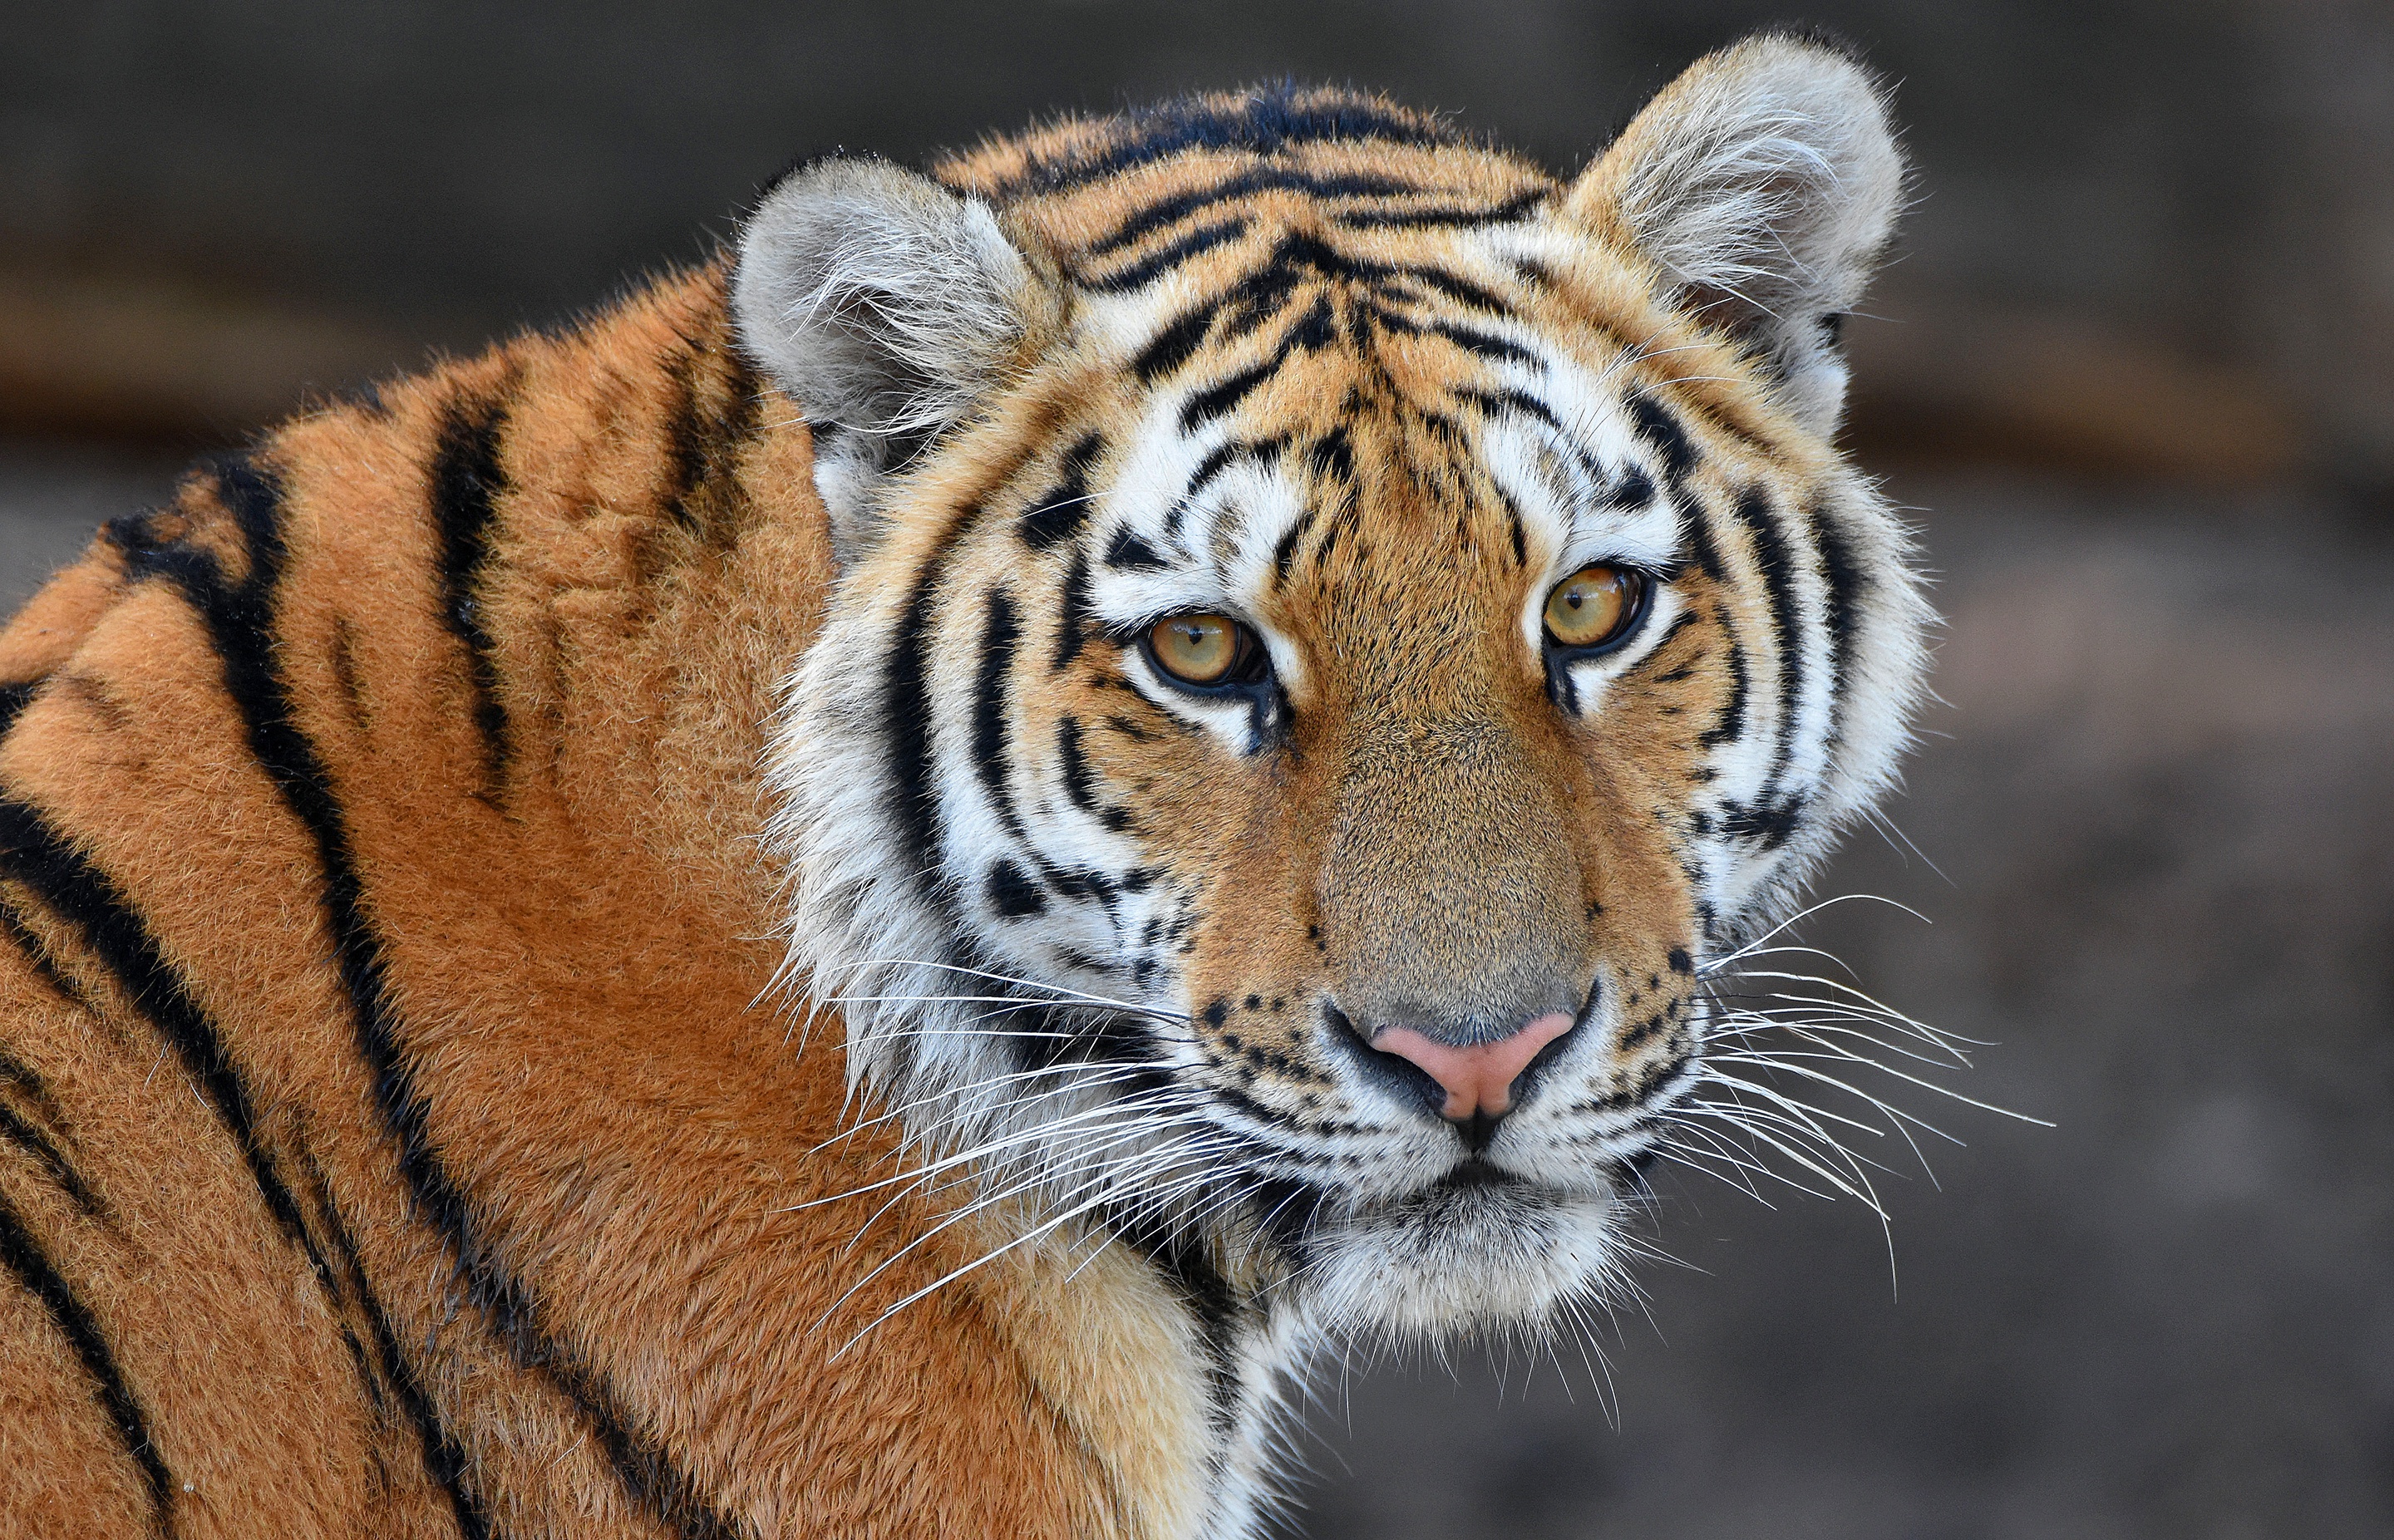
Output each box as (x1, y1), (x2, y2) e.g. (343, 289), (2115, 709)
(0, 34), (1927, 1540)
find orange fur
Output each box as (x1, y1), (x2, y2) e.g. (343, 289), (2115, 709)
(0, 269), (1152, 1538)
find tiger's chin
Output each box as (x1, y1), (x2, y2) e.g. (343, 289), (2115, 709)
(1294, 1171), (1634, 1341)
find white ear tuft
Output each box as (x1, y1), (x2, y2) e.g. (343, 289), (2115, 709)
(1567, 32), (1905, 435)
(732, 158), (1052, 561)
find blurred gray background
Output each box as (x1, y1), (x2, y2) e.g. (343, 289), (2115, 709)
(2, 3), (2389, 1536)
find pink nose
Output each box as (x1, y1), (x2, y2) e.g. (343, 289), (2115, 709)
(1369, 1011), (1577, 1121)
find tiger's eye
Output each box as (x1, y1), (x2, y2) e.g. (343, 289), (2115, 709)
(1543, 564), (1639, 649)
(1149, 613), (1241, 685)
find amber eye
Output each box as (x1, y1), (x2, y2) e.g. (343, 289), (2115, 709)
(1145, 613), (1260, 687)
(1542, 564), (1643, 651)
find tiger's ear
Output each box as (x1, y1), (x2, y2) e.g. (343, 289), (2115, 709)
(733, 158), (1057, 561)
(1564, 32), (1904, 435)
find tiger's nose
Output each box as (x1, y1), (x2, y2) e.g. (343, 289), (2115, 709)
(1369, 1011), (1577, 1123)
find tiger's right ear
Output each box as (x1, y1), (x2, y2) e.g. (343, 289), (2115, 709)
(733, 158), (1057, 563)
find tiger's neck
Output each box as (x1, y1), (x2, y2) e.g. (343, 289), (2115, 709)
(958, 1195), (1321, 1540)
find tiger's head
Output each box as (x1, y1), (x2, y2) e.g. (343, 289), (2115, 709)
(738, 34), (1929, 1340)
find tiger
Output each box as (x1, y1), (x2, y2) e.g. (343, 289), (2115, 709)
(0, 29), (1928, 1540)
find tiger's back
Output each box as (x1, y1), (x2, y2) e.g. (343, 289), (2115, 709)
(0, 38), (1931, 1540)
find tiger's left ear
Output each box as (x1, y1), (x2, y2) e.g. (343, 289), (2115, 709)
(1564, 32), (1905, 435)
(733, 158), (1060, 563)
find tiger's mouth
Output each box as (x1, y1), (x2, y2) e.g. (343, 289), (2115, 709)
(1132, 995), (1694, 1330)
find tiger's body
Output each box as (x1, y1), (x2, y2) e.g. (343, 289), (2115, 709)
(0, 36), (1929, 1540)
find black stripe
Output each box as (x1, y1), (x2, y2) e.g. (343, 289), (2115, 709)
(1242, 1175), (1323, 1263)
(1330, 187), (1548, 229)
(662, 347), (763, 542)
(0, 1191), (171, 1526)
(1680, 490), (1727, 584)
(1085, 169), (1424, 258)
(1103, 1205), (1244, 1457)
(888, 521), (969, 898)
(1392, 265), (1512, 317)
(1264, 229), (1391, 286)
(1431, 322), (1535, 367)
(1307, 427), (1352, 486)
(1609, 467), (1658, 511)
(0, 893), (86, 1006)
(1084, 216), (1252, 293)
(0, 681), (37, 738)
(1184, 443), (1240, 501)
(1733, 485), (1805, 800)
(1019, 434), (1104, 550)
(0, 796), (317, 1255)
(1131, 304), (1219, 384)
(1052, 547), (1093, 673)
(1103, 527), (1169, 572)
(0, 1045), (63, 1124)
(1699, 614), (1749, 750)
(1627, 392), (1697, 483)
(1280, 294), (1337, 354)
(970, 590), (1030, 848)
(1180, 358), (1278, 431)
(0, 797), (489, 1527)
(1270, 508), (1316, 588)
(0, 1097), (102, 1219)
(305, 1156), (491, 1540)
(1003, 90), (1455, 194)
(1492, 481), (1528, 568)
(1641, 609), (1703, 680)
(1056, 717), (1101, 814)
(430, 390), (515, 792)
(1457, 384), (1563, 433)
(658, 352), (709, 534)
(1219, 263), (1309, 342)
(131, 455), (733, 1540)
(984, 859), (1046, 919)
(1810, 502), (1865, 753)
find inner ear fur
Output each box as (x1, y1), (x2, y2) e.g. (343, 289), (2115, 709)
(1565, 32), (1905, 435)
(732, 157), (1058, 563)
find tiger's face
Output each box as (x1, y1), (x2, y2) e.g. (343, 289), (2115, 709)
(741, 42), (1928, 1340)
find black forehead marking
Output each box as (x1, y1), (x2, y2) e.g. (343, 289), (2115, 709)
(1185, 442), (1241, 499)
(1180, 358), (1279, 432)
(1282, 294), (1339, 353)
(1220, 263), (1310, 342)
(1627, 392), (1697, 482)
(1002, 89), (1461, 196)
(1455, 383), (1562, 434)
(1133, 305), (1221, 382)
(1018, 432), (1105, 549)
(1104, 525), (1170, 572)
(1082, 216), (1253, 293)
(1391, 265), (1513, 317)
(1330, 186), (1549, 230)
(1172, 435), (1289, 549)
(1431, 321), (1536, 367)
(1084, 166), (1426, 258)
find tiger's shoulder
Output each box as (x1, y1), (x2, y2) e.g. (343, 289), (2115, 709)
(0, 259), (1203, 1537)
